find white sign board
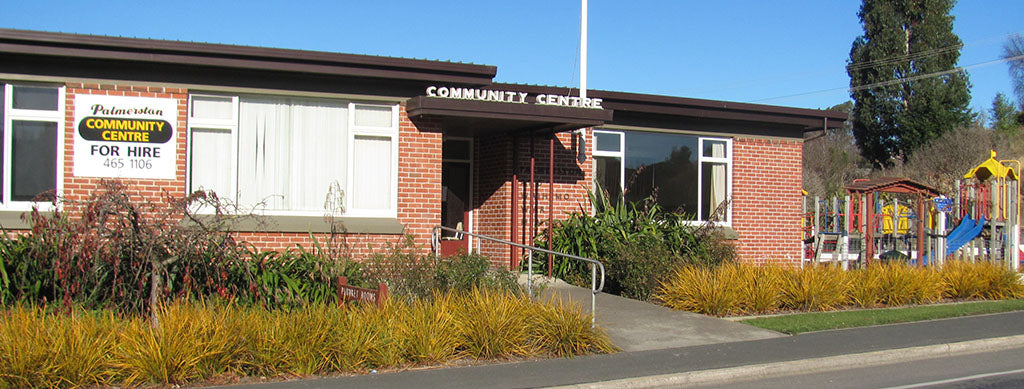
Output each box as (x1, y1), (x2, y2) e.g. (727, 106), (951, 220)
(73, 95), (177, 179)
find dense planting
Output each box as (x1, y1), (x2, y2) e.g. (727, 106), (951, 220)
(657, 261), (1024, 316)
(538, 189), (735, 300)
(0, 291), (614, 387)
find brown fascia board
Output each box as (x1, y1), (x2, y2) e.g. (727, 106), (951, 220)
(490, 83), (848, 130)
(0, 28), (497, 85)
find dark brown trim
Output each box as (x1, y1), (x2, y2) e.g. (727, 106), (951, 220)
(490, 83), (848, 130)
(0, 28), (496, 85)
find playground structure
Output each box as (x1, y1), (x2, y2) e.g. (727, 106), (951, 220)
(802, 151), (1021, 271)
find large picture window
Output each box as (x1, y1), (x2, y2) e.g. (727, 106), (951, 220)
(187, 94), (399, 217)
(0, 84), (64, 209)
(594, 130), (731, 222)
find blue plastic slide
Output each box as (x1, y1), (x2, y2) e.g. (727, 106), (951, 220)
(944, 215), (986, 258)
(921, 215), (986, 265)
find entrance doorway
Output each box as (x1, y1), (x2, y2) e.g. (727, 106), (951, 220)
(440, 137), (472, 256)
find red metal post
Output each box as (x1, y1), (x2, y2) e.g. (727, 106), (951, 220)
(548, 136), (555, 278)
(511, 136), (518, 270)
(530, 135), (536, 250)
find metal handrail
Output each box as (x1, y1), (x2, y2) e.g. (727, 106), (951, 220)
(430, 225), (605, 326)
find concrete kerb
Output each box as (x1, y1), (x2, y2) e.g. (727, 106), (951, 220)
(550, 334), (1024, 389)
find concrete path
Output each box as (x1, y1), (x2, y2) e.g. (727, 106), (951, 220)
(522, 275), (785, 352)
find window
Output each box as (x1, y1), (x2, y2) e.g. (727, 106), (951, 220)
(593, 130), (731, 222)
(187, 94), (399, 217)
(0, 84), (64, 208)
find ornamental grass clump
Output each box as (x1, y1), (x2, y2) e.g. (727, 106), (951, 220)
(873, 262), (942, 306)
(658, 260), (1024, 317)
(735, 264), (784, 314)
(0, 306), (119, 387)
(529, 295), (616, 357)
(656, 264), (742, 316)
(779, 264), (849, 311)
(0, 293), (614, 388)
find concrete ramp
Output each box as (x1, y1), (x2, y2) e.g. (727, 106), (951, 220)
(523, 276), (785, 352)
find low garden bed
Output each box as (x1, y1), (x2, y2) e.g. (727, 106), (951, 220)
(656, 261), (1024, 317)
(0, 291), (614, 387)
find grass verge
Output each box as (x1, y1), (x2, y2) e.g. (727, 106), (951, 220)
(740, 299), (1024, 334)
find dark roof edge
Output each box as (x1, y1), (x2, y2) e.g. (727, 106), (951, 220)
(0, 28), (497, 84)
(491, 83), (849, 129)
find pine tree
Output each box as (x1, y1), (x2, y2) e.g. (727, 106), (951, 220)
(847, 0), (972, 167)
(991, 92), (1021, 135)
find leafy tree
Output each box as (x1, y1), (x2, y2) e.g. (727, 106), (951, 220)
(847, 0), (972, 168)
(1005, 34), (1024, 106)
(991, 92), (1021, 135)
(803, 101), (870, 197)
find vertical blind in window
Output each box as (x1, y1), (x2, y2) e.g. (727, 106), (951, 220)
(351, 135), (391, 210)
(237, 98), (348, 212)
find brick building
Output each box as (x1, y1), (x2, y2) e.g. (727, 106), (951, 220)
(0, 29), (845, 266)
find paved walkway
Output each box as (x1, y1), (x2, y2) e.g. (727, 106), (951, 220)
(524, 275), (784, 352)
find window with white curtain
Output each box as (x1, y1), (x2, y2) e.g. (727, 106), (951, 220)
(1, 84), (64, 209)
(187, 94), (399, 217)
(593, 129), (731, 223)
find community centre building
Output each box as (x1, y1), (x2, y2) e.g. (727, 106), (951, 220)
(0, 28), (846, 266)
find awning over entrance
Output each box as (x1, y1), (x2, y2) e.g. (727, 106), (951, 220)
(405, 96), (613, 135)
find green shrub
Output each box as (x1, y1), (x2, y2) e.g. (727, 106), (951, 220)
(539, 188), (735, 300)
(363, 236), (521, 300)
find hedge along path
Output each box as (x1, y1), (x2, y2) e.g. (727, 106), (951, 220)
(656, 261), (1024, 316)
(0, 290), (615, 388)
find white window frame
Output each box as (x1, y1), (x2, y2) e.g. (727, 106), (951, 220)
(186, 94), (400, 219)
(697, 137), (733, 225)
(185, 94), (239, 202)
(1, 83), (65, 211)
(592, 129), (733, 225)
(592, 129), (625, 198)
(346, 103), (400, 218)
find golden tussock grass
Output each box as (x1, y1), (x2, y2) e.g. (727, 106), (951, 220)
(657, 260), (1023, 316)
(0, 290), (614, 388)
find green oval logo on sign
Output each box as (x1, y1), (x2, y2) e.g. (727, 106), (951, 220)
(78, 117), (173, 143)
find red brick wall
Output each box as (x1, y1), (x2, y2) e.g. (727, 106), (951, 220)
(57, 82), (441, 260)
(731, 137), (803, 265)
(472, 130), (593, 269)
(49, 81), (808, 268)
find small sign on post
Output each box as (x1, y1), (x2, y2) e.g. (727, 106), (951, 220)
(336, 277), (388, 308)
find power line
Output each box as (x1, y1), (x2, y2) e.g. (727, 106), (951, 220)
(751, 54), (1024, 104)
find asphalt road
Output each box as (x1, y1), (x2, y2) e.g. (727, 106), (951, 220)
(704, 345), (1024, 389)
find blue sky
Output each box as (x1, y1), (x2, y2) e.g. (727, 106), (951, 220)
(2, 1), (1021, 114)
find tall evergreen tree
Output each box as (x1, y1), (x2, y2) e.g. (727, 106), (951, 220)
(991, 92), (1021, 135)
(847, 0), (972, 167)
